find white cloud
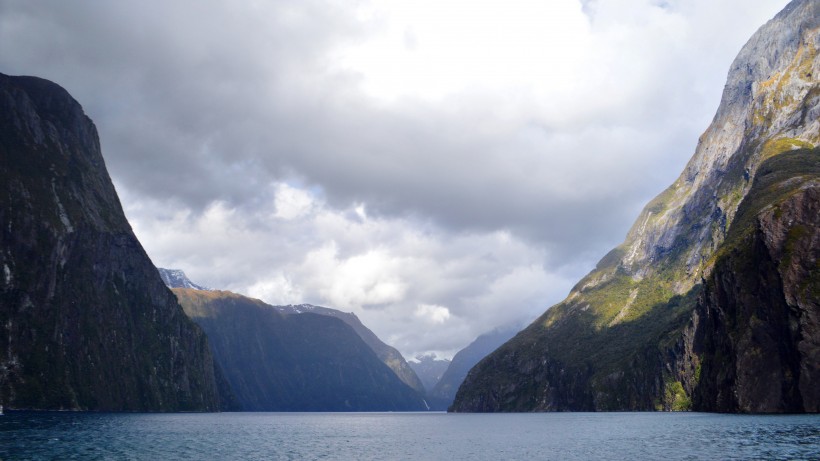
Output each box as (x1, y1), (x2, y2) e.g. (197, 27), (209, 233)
(415, 304), (452, 325)
(119, 180), (574, 358)
(299, 243), (409, 309)
(274, 183), (315, 220)
(334, 0), (592, 103)
(246, 273), (304, 306)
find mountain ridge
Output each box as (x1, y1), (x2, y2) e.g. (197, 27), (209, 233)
(173, 288), (429, 411)
(156, 271), (425, 395)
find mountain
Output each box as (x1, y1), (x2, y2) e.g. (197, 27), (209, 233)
(173, 288), (429, 411)
(0, 73), (225, 411)
(452, 0), (820, 413)
(156, 272), (426, 397)
(409, 354), (451, 393)
(158, 268), (210, 290)
(274, 304), (426, 394)
(427, 327), (517, 409)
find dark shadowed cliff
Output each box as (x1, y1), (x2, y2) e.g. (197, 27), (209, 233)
(690, 149), (819, 412)
(0, 74), (225, 411)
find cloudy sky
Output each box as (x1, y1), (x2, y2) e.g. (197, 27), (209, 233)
(0, 0), (789, 358)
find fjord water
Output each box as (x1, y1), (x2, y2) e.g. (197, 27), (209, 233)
(2, 412), (819, 460)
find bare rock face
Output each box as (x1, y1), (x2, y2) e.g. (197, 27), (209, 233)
(0, 74), (224, 411)
(452, 0), (820, 413)
(620, 0), (820, 284)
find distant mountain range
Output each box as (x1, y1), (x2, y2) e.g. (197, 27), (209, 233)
(159, 268), (425, 396)
(429, 326), (517, 409)
(158, 269), (516, 410)
(408, 355), (451, 393)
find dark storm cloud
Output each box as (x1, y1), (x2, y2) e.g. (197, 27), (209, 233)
(0, 0), (667, 256)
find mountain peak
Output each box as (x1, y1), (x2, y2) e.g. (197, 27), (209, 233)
(600, 0), (820, 288)
(157, 268), (211, 290)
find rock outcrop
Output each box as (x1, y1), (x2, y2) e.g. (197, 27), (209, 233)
(0, 74), (225, 411)
(451, 0), (820, 413)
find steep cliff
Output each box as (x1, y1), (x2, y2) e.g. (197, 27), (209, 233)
(174, 289), (429, 411)
(452, 0), (820, 412)
(691, 149), (819, 412)
(0, 74), (224, 411)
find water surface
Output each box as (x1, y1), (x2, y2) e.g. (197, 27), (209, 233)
(2, 411), (819, 460)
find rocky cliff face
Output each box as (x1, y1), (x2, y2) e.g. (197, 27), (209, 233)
(0, 74), (224, 410)
(691, 150), (819, 413)
(175, 289), (429, 411)
(619, 0), (820, 283)
(451, 0), (820, 413)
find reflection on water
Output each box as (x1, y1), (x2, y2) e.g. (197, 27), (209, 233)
(1, 411), (819, 460)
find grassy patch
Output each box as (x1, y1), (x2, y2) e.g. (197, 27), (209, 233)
(664, 379), (692, 411)
(760, 137), (815, 162)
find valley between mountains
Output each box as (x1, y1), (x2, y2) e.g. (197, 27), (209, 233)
(1, 0), (818, 413)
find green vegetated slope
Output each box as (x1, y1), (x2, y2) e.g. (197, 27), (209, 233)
(0, 74), (225, 411)
(174, 288), (429, 411)
(452, 0), (820, 413)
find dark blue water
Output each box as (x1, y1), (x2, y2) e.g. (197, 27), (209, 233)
(1, 411), (819, 460)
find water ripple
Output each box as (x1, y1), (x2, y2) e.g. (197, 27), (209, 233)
(1, 412), (818, 460)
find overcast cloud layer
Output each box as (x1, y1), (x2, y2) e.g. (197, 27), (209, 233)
(0, 0), (789, 358)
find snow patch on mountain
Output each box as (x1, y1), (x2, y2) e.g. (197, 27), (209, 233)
(157, 268), (211, 291)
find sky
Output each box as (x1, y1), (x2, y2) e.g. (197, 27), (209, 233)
(0, 0), (790, 359)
